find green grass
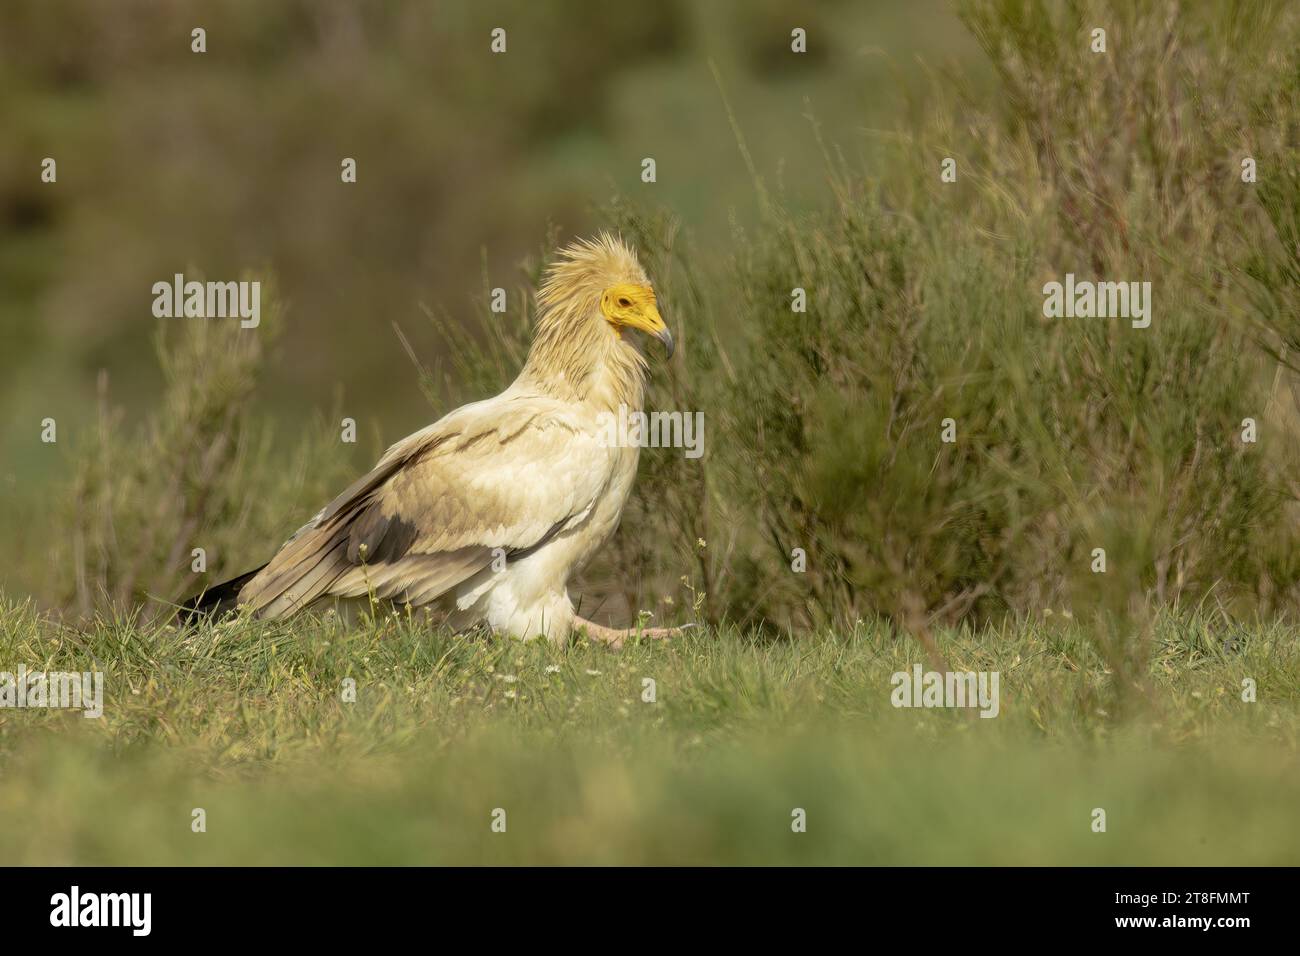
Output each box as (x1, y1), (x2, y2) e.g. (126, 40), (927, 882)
(2, 599), (1297, 865)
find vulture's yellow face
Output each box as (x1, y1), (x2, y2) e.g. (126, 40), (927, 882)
(600, 282), (674, 358)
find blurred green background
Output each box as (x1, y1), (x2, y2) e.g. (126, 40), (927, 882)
(0, 0), (983, 602)
(4, 1), (1299, 638)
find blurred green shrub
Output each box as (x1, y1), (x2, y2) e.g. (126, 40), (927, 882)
(53, 279), (351, 621)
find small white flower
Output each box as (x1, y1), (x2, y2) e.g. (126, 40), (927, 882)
(545, 665), (561, 674)
(497, 674), (518, 683)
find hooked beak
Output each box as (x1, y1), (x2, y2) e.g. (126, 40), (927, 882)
(655, 324), (675, 359)
(636, 300), (674, 359)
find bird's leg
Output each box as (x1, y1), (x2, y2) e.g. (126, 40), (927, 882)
(573, 616), (693, 650)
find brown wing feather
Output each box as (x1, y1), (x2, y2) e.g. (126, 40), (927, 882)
(238, 393), (611, 618)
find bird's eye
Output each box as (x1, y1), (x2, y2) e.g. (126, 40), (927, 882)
(617, 297), (631, 308)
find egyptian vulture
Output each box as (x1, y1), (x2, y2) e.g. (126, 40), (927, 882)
(180, 234), (682, 647)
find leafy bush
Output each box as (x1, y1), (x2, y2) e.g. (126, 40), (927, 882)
(54, 279), (350, 622)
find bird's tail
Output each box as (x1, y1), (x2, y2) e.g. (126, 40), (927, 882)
(175, 564), (267, 626)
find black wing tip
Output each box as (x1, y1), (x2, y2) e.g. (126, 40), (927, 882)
(175, 564), (267, 627)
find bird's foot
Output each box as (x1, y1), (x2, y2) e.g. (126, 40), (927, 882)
(575, 617), (698, 651)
